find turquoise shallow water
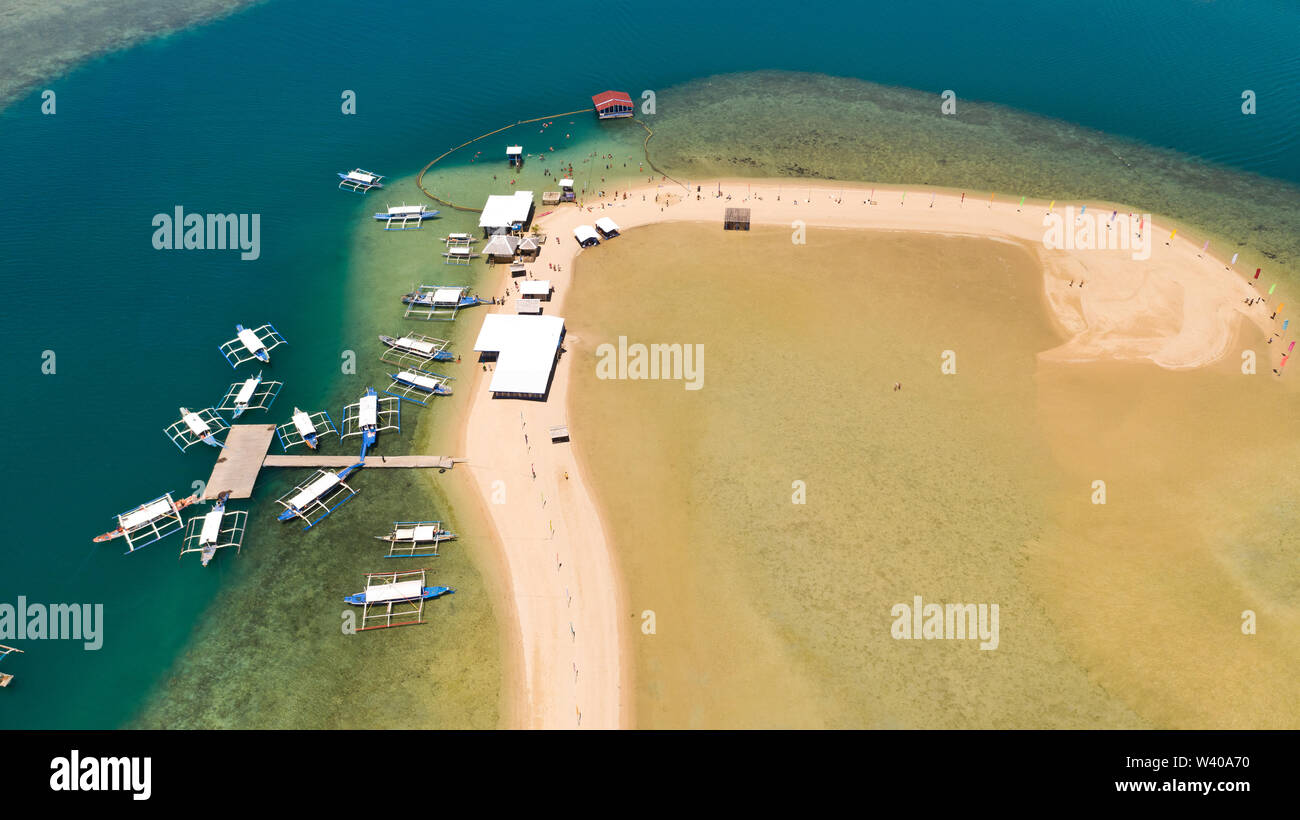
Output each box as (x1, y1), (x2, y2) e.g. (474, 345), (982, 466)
(0, 0), (1295, 728)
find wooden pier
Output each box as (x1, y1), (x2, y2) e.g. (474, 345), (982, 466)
(262, 455), (456, 469)
(204, 424), (276, 500)
(204, 424), (458, 500)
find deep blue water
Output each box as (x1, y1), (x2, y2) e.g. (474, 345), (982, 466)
(0, 0), (1295, 727)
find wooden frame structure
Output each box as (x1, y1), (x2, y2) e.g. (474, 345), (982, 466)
(724, 207), (751, 231)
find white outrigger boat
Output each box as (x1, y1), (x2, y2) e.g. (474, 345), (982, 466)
(164, 406), (229, 451)
(373, 203), (440, 230)
(94, 492), (199, 553)
(375, 520), (457, 559)
(344, 568), (453, 631)
(384, 369), (453, 406)
(338, 168), (384, 193)
(180, 491), (248, 567)
(276, 463), (362, 529)
(401, 285), (488, 321)
(441, 245), (480, 265)
(219, 323), (287, 369)
(217, 370), (283, 418)
(0, 645), (23, 689)
(275, 407), (338, 451)
(379, 332), (454, 366)
(341, 387), (400, 460)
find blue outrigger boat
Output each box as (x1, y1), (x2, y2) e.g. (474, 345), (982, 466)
(345, 569), (453, 631)
(373, 203), (439, 229)
(339, 168), (384, 193)
(380, 334), (454, 362)
(401, 285), (487, 320)
(275, 462), (363, 529)
(344, 583), (453, 606)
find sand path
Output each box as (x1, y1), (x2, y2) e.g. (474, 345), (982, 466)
(459, 178), (1279, 729)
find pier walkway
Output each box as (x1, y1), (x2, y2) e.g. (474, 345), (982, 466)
(203, 424), (457, 500)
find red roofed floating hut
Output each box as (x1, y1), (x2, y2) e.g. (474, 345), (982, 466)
(591, 90), (634, 119)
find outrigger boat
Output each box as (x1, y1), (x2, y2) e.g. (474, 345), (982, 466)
(345, 568), (452, 631)
(94, 492), (198, 553)
(219, 323), (287, 369)
(217, 370), (283, 418)
(339, 168), (384, 193)
(373, 203), (439, 230)
(385, 369), (453, 405)
(275, 407), (338, 451)
(342, 387), (400, 459)
(401, 285), (488, 321)
(380, 333), (453, 362)
(0, 645), (23, 689)
(164, 406), (229, 451)
(179, 491), (248, 567)
(275, 463), (362, 529)
(375, 520), (457, 559)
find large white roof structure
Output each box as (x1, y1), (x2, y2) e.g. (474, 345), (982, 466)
(478, 191), (534, 230)
(473, 314), (565, 396)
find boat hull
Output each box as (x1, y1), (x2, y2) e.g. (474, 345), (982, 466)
(344, 586), (453, 606)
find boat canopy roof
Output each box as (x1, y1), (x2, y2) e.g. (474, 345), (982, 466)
(365, 579), (424, 603)
(199, 509), (223, 545)
(292, 409), (316, 437)
(432, 286), (465, 304)
(288, 473), (340, 510)
(120, 497), (174, 529)
(397, 370), (440, 390)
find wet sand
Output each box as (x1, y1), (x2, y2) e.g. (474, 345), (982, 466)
(460, 178), (1295, 728)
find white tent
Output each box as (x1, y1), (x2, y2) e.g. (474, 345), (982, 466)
(519, 279), (552, 298)
(478, 191), (535, 232)
(473, 314), (565, 396)
(594, 217), (620, 236)
(573, 225), (600, 247)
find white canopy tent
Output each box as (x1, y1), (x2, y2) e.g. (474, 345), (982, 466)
(473, 314), (565, 397)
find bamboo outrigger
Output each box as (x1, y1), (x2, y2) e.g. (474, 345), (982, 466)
(345, 568), (453, 631)
(217, 370), (283, 419)
(339, 168), (384, 193)
(275, 407), (338, 451)
(375, 521), (457, 558)
(180, 491), (248, 567)
(341, 387), (400, 459)
(275, 463), (363, 529)
(219, 323), (287, 369)
(164, 406), (229, 451)
(94, 492), (198, 553)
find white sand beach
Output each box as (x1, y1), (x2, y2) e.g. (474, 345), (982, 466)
(459, 178), (1280, 729)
